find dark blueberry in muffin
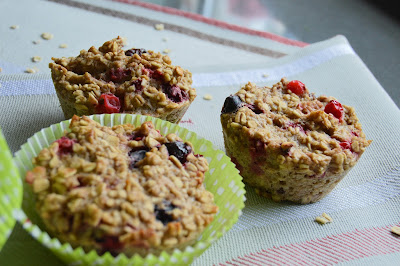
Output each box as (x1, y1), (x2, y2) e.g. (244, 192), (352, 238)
(154, 200), (176, 225)
(165, 141), (192, 164)
(128, 148), (148, 169)
(128, 131), (144, 141)
(221, 95), (243, 114)
(163, 85), (189, 103)
(125, 48), (147, 56)
(246, 103), (263, 114)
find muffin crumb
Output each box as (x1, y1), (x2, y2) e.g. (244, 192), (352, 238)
(315, 213), (333, 224)
(322, 212), (333, 222)
(41, 32), (54, 40)
(59, 44), (68, 48)
(32, 56), (42, 62)
(391, 226), (400, 236)
(25, 67), (38, 74)
(155, 23), (165, 31)
(10, 25), (19, 29)
(203, 94), (213, 100)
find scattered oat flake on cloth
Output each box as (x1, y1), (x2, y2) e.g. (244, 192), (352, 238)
(32, 40), (40, 45)
(41, 32), (54, 40)
(31, 56), (42, 62)
(162, 37), (168, 42)
(391, 226), (400, 236)
(59, 44), (68, 48)
(203, 94), (213, 100)
(163, 48), (171, 54)
(262, 74), (269, 77)
(25, 67), (38, 74)
(155, 23), (164, 31)
(315, 213), (333, 224)
(10, 25), (19, 29)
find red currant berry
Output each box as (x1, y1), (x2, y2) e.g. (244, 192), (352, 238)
(97, 236), (123, 251)
(287, 80), (306, 95)
(109, 68), (131, 83)
(96, 94), (121, 114)
(339, 141), (352, 150)
(324, 100), (343, 120)
(56, 136), (76, 155)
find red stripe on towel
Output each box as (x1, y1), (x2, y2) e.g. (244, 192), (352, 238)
(224, 224), (400, 265)
(112, 0), (308, 47)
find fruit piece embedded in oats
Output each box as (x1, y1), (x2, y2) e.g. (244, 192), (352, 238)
(286, 80), (306, 96)
(49, 37), (196, 123)
(95, 94), (121, 114)
(220, 78), (372, 204)
(324, 100), (344, 120)
(25, 115), (218, 257)
(221, 95), (244, 114)
(164, 141), (192, 164)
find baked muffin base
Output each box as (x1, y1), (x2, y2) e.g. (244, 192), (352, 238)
(223, 133), (350, 204)
(220, 79), (371, 204)
(55, 89), (190, 123)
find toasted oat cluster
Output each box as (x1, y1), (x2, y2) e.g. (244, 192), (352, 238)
(220, 78), (371, 204)
(49, 37), (196, 123)
(26, 116), (217, 256)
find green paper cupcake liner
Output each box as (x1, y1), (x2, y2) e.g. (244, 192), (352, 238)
(0, 128), (23, 251)
(13, 114), (246, 265)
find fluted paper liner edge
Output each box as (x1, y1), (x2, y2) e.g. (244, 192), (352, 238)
(0, 128), (22, 252)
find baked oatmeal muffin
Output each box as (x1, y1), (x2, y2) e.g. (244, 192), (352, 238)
(25, 116), (218, 256)
(220, 78), (371, 204)
(49, 37), (196, 123)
